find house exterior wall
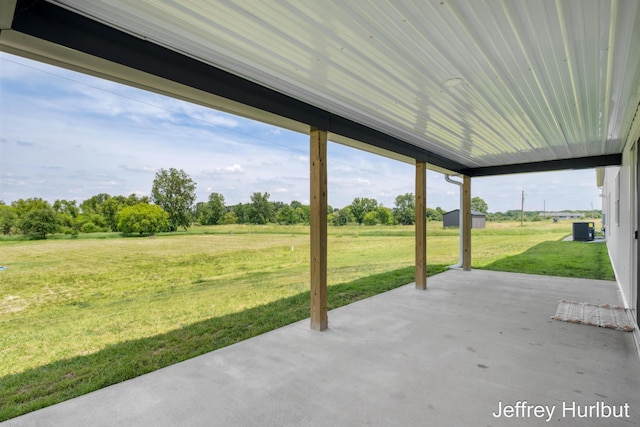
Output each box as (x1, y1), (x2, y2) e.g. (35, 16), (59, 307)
(602, 144), (637, 323)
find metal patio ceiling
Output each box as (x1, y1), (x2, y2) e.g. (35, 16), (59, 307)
(3, 0), (640, 175)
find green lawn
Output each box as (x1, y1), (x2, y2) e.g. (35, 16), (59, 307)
(0, 221), (612, 420)
(481, 240), (614, 279)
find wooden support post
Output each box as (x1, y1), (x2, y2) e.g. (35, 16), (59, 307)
(310, 127), (328, 330)
(462, 175), (472, 271)
(415, 161), (427, 289)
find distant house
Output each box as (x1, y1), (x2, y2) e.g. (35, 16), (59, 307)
(443, 209), (486, 228)
(540, 212), (584, 220)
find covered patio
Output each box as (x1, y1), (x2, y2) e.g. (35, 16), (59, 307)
(5, 269), (638, 426)
(2, 2), (639, 423)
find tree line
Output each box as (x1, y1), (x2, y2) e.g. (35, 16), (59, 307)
(0, 168), (450, 239)
(486, 210), (601, 222)
(1, 168), (595, 239)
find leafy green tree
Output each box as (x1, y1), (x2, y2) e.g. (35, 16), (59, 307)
(393, 193), (415, 225)
(0, 204), (17, 234)
(126, 193), (149, 206)
(426, 207), (443, 221)
(101, 197), (123, 231)
(271, 201), (285, 213)
(275, 204), (300, 224)
(80, 193), (111, 215)
(13, 198), (58, 238)
(295, 205), (310, 224)
(53, 199), (79, 217)
(77, 193), (112, 231)
(248, 192), (274, 224)
(208, 193), (226, 224)
(327, 212), (336, 224)
(76, 194), (148, 232)
(74, 213), (108, 233)
(117, 203), (169, 235)
(194, 202), (207, 225)
(471, 196), (488, 214)
(332, 206), (353, 226)
(376, 206), (393, 225)
(196, 192), (226, 225)
(53, 200), (79, 233)
(151, 168), (197, 231)
(363, 211), (379, 226)
(221, 211), (238, 224)
(350, 197), (378, 224)
(505, 210), (521, 220)
(11, 198), (48, 217)
(231, 203), (249, 224)
(283, 200), (308, 224)
(19, 209), (58, 238)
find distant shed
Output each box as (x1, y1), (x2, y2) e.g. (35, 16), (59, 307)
(443, 209), (486, 228)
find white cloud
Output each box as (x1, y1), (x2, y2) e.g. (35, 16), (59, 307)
(0, 173), (27, 186)
(225, 164), (244, 173)
(331, 177), (372, 188)
(189, 111), (238, 128)
(201, 164), (245, 177)
(118, 165), (156, 173)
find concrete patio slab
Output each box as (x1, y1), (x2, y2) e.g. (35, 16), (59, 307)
(4, 270), (639, 426)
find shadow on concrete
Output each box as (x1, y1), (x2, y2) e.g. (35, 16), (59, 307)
(0, 265), (448, 421)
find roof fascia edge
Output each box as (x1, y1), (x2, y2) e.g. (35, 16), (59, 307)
(464, 154), (622, 177)
(9, 0), (467, 174)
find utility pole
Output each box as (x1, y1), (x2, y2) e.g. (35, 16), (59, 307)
(521, 190), (525, 226)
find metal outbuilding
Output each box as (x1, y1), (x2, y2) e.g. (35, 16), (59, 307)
(443, 209), (486, 229)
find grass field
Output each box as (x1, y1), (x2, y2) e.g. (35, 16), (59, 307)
(0, 220), (612, 420)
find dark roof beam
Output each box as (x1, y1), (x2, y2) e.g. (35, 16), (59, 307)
(464, 154), (622, 177)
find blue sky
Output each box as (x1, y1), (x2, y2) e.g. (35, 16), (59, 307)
(0, 52), (602, 213)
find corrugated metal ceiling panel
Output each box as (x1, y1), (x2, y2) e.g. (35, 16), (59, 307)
(50, 0), (640, 169)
